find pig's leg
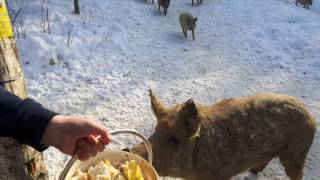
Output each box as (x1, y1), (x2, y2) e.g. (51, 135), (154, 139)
(183, 28), (187, 38)
(279, 158), (303, 180)
(249, 159), (272, 174)
(217, 176), (231, 180)
(197, 173), (231, 180)
(192, 29), (195, 40)
(279, 150), (308, 180)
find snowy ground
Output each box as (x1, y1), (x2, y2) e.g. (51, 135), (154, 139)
(7, 0), (320, 179)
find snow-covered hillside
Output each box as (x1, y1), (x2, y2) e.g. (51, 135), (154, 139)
(8, 0), (320, 179)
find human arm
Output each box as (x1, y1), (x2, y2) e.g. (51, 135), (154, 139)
(0, 86), (112, 160)
(0, 85), (57, 151)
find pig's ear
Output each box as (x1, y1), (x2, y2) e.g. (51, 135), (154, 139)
(179, 99), (201, 138)
(149, 90), (167, 120)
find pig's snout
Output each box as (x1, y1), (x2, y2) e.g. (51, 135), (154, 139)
(128, 143), (149, 161)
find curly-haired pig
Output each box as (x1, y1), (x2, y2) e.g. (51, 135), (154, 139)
(179, 12), (197, 40)
(192, 0), (202, 6)
(296, 0), (312, 8)
(130, 91), (316, 180)
(158, 0), (170, 15)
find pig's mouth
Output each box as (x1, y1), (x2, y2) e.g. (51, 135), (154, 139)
(122, 147), (148, 161)
(122, 148), (131, 152)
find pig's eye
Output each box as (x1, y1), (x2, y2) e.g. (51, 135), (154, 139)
(168, 136), (180, 145)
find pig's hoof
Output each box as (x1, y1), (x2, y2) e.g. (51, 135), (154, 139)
(249, 168), (258, 174)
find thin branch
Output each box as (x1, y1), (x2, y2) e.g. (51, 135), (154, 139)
(105, 27), (111, 41)
(67, 29), (71, 47)
(46, 8), (50, 34)
(41, 3), (46, 32)
(11, 8), (22, 25)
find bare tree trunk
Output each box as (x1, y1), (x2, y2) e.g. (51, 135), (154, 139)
(0, 1), (49, 179)
(74, 0), (80, 14)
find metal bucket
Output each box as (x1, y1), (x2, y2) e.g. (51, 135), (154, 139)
(58, 129), (159, 180)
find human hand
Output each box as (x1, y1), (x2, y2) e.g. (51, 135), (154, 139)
(41, 115), (112, 161)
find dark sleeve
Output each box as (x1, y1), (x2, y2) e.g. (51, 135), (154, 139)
(0, 86), (58, 151)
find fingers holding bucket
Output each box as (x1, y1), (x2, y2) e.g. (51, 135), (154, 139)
(87, 135), (105, 153)
(83, 119), (112, 145)
(76, 148), (89, 161)
(76, 136), (105, 161)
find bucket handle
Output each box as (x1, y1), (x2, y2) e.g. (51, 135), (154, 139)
(108, 129), (153, 164)
(58, 129), (153, 180)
